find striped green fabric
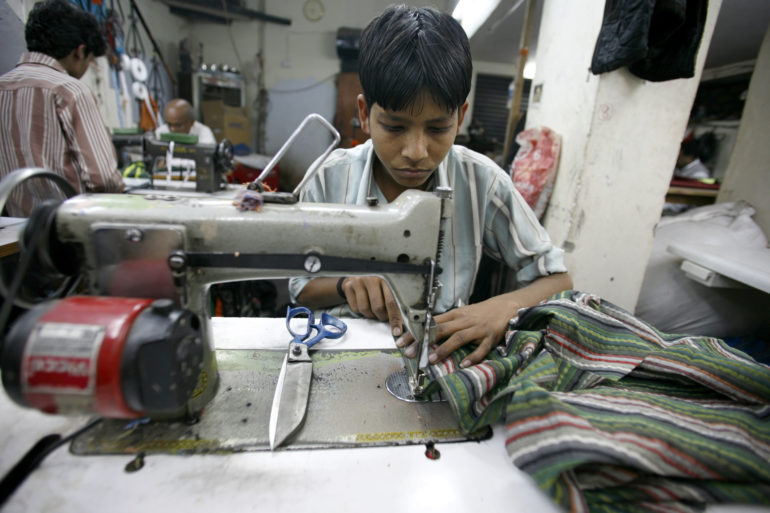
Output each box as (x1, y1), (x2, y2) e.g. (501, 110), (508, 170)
(421, 290), (770, 513)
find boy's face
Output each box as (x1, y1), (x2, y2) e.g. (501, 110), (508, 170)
(357, 91), (468, 201)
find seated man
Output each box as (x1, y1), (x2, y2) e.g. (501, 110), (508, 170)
(674, 138), (710, 180)
(0, 0), (123, 217)
(156, 99), (216, 144)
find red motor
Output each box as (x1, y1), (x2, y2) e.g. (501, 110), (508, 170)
(1, 296), (205, 419)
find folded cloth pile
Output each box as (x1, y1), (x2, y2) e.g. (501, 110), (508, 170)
(420, 290), (770, 513)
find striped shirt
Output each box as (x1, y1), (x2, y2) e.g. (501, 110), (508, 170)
(0, 52), (122, 217)
(288, 139), (567, 312)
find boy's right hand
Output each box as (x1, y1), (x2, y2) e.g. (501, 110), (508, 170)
(339, 276), (403, 337)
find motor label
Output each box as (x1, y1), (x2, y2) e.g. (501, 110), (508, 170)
(21, 323), (105, 395)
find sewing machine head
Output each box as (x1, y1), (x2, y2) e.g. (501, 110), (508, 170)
(0, 174), (445, 419)
(111, 130), (144, 169)
(142, 134), (234, 193)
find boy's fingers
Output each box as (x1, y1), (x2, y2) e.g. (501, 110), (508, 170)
(346, 284), (363, 315)
(351, 293), (374, 320)
(350, 279), (375, 319)
(431, 334), (496, 367)
(382, 283), (402, 337)
(456, 340), (496, 368)
(428, 329), (471, 363)
(362, 280), (384, 321)
(395, 332), (413, 348)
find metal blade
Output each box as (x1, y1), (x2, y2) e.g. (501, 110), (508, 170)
(268, 342), (313, 450)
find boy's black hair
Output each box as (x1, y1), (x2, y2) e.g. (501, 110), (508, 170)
(680, 139), (698, 158)
(359, 5), (472, 114)
(25, 0), (107, 59)
(681, 132), (716, 162)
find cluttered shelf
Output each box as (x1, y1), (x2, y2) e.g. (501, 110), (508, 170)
(666, 178), (720, 206)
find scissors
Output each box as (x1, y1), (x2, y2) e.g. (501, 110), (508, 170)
(268, 306), (347, 450)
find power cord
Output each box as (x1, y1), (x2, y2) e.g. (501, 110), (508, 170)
(0, 417), (103, 507)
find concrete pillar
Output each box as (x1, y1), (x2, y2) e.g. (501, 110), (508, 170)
(526, 0), (723, 310)
(717, 24), (770, 235)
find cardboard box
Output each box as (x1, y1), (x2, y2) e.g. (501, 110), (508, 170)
(200, 100), (251, 151)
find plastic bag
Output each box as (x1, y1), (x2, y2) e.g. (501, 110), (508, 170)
(635, 201), (770, 337)
(510, 126), (561, 219)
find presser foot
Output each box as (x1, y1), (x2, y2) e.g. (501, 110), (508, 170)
(385, 369), (445, 403)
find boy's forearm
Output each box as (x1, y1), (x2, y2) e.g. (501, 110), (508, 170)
(295, 277), (341, 309)
(298, 272), (571, 318)
(498, 272), (573, 316)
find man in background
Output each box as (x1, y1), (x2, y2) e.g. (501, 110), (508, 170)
(156, 98), (216, 144)
(0, 0), (123, 217)
(674, 135), (711, 180)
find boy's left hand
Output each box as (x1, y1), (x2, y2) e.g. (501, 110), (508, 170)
(395, 296), (515, 368)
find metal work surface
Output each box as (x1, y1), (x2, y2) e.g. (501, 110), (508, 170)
(71, 349), (488, 454)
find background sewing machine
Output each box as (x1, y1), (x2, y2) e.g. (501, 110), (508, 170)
(140, 133), (234, 193)
(111, 129), (144, 169)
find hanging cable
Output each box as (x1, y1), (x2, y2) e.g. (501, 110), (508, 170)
(124, 0), (145, 57)
(0, 418), (103, 508)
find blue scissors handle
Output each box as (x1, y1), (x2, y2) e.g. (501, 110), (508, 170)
(286, 306), (347, 348)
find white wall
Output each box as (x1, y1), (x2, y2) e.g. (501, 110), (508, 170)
(717, 24), (770, 236)
(527, 0), (722, 311)
(3, 0), (29, 21)
(133, 0), (190, 73)
(0, 0), (26, 75)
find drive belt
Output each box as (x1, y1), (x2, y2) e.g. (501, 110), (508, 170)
(179, 251), (441, 276)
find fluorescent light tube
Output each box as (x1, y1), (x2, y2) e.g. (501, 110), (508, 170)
(452, 0), (502, 39)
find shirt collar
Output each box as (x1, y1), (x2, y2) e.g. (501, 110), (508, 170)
(17, 52), (68, 75)
(357, 139), (448, 204)
(682, 158), (702, 171)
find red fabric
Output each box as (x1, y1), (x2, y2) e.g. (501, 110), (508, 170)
(670, 178), (719, 189)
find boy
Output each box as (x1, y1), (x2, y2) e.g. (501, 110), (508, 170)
(290, 5), (571, 368)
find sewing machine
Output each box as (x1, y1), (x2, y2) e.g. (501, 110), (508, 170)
(0, 117), (561, 513)
(111, 131), (144, 169)
(141, 134), (234, 193)
(0, 167), (448, 423)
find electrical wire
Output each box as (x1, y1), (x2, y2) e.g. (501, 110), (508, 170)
(124, 1), (145, 57)
(0, 418), (103, 507)
(219, 0), (245, 76)
(270, 73), (339, 94)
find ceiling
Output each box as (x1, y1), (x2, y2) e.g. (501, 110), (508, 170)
(466, 0), (770, 74)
